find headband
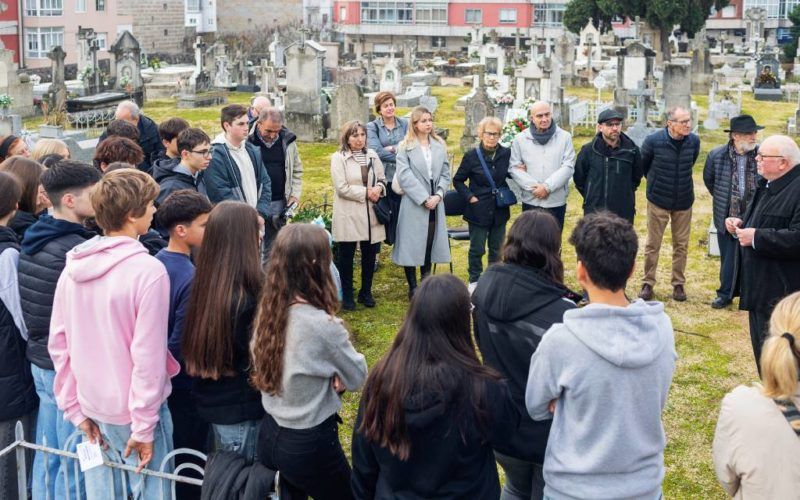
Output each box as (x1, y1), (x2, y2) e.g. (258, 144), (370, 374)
(0, 135), (17, 159)
(783, 333), (800, 359)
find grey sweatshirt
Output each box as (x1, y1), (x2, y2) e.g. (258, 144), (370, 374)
(525, 299), (676, 500)
(260, 303), (367, 429)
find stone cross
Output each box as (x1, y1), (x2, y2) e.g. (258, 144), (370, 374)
(476, 64), (486, 88)
(47, 46), (67, 111)
(628, 80), (654, 126)
(299, 27), (311, 48)
(634, 16), (643, 41)
(194, 37), (206, 75)
(514, 29), (522, 52)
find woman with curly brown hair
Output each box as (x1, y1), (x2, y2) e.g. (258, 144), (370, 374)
(251, 223), (367, 499)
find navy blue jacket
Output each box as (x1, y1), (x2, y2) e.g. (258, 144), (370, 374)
(205, 139), (272, 219)
(641, 128), (700, 211)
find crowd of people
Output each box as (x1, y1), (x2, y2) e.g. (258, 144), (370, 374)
(0, 91), (798, 499)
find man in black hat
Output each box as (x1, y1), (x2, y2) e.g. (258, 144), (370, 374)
(703, 115), (763, 309)
(574, 109), (643, 223)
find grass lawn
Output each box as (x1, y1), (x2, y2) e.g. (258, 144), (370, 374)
(49, 85), (793, 497)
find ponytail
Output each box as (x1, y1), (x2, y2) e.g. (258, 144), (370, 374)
(760, 291), (800, 399)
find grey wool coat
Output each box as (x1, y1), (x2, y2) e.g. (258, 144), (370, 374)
(391, 139), (452, 266)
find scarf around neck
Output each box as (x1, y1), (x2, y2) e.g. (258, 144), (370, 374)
(530, 122), (556, 145)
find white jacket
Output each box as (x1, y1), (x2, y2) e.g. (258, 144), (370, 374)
(509, 126), (575, 208)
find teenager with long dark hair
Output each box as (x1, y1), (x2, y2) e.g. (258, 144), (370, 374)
(352, 274), (520, 499)
(251, 223), (367, 499)
(472, 210), (579, 500)
(182, 201), (264, 462)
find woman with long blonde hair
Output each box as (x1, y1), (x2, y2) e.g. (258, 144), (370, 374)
(391, 106), (451, 299)
(251, 223), (367, 499)
(30, 138), (69, 161)
(713, 291), (800, 498)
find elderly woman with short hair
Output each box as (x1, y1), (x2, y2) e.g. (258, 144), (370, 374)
(453, 116), (513, 289)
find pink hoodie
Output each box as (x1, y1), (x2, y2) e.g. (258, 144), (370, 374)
(49, 236), (180, 442)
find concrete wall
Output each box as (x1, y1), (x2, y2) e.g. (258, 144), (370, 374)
(120, 0), (185, 55)
(216, 0), (303, 34)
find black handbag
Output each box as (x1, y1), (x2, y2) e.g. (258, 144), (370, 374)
(368, 159), (392, 226)
(476, 147), (517, 208)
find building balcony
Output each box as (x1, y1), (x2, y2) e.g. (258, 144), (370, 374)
(336, 23), (535, 37)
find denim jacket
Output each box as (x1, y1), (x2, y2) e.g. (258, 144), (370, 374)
(366, 116), (408, 182)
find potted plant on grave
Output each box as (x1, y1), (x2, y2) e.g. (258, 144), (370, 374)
(494, 93), (514, 121)
(0, 94), (13, 117)
(119, 75), (133, 94)
(39, 100), (67, 138)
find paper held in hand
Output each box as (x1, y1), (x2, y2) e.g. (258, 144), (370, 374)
(76, 441), (104, 472)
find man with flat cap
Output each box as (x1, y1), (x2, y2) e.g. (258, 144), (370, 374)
(574, 108), (643, 223)
(703, 115), (763, 309)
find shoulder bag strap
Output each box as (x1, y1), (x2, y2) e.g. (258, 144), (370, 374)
(475, 147), (498, 192)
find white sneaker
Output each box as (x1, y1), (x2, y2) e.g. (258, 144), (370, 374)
(468, 282), (478, 294)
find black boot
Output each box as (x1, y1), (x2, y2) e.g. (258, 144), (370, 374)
(358, 254), (376, 307)
(404, 266), (417, 300)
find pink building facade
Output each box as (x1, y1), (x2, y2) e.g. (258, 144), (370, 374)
(22, 0), (132, 70)
(333, 0), (565, 54)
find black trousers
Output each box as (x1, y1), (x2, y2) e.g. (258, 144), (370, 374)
(749, 308), (772, 376)
(404, 209), (436, 291)
(522, 203), (566, 231)
(167, 388), (208, 499)
(338, 240), (379, 296)
(258, 413), (353, 500)
(716, 230), (737, 300)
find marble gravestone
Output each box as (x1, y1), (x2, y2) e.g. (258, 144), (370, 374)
(460, 66), (495, 153)
(753, 50), (782, 101)
(285, 40), (327, 142)
(327, 84), (369, 138)
(0, 41), (33, 117)
(110, 31), (143, 105)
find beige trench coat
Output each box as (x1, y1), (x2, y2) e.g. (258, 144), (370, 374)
(712, 385), (800, 499)
(331, 148), (386, 244)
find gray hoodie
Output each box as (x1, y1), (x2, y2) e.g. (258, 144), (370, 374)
(525, 299), (676, 500)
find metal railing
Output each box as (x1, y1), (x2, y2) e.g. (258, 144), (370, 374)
(0, 421), (210, 500)
(66, 109), (116, 139)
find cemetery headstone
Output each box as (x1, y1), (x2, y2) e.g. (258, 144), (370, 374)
(625, 81), (657, 147)
(419, 95), (438, 114)
(110, 31), (143, 105)
(327, 83), (369, 138)
(380, 55), (403, 95)
(614, 41), (656, 119)
(663, 60), (692, 114)
(460, 66), (495, 153)
(0, 42), (33, 117)
(753, 50), (782, 101)
(285, 40), (327, 142)
(269, 33), (286, 69)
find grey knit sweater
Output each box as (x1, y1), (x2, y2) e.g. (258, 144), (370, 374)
(260, 303), (367, 429)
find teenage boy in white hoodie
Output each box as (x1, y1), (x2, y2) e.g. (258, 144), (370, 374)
(526, 212), (677, 500)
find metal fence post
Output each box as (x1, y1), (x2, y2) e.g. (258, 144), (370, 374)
(14, 421), (28, 500)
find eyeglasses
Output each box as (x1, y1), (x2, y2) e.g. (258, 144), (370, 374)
(190, 149), (212, 158)
(602, 122), (622, 128)
(669, 119), (692, 125)
(756, 153), (783, 160)
(483, 131), (500, 137)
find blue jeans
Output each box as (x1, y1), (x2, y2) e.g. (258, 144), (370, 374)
(31, 364), (81, 500)
(211, 420), (260, 463)
(84, 404), (173, 500)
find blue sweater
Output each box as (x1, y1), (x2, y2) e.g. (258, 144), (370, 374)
(155, 249), (195, 390)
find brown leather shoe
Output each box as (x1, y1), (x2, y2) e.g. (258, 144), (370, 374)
(639, 283), (654, 301)
(673, 284), (687, 302)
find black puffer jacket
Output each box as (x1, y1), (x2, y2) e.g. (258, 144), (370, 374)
(641, 128), (701, 211)
(574, 133), (643, 222)
(472, 263), (577, 463)
(0, 226), (38, 421)
(703, 143), (760, 233)
(201, 450), (277, 500)
(19, 215), (95, 370)
(9, 210), (37, 243)
(192, 293), (265, 425)
(453, 145), (512, 228)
